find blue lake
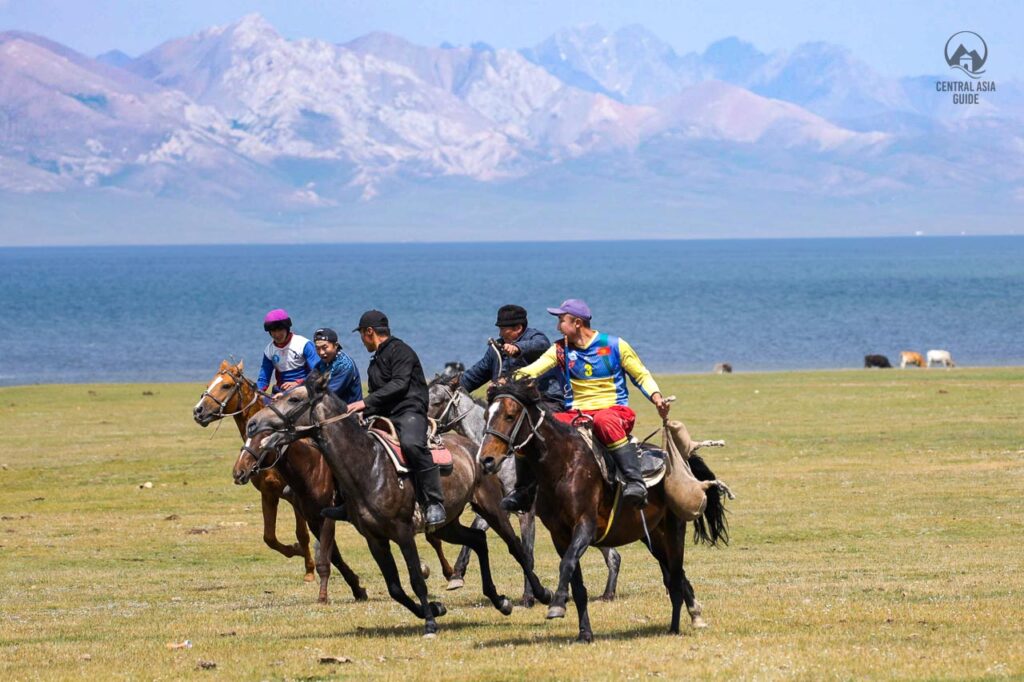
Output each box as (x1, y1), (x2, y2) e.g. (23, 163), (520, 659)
(2, 237), (1023, 386)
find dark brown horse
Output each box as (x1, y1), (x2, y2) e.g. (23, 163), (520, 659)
(478, 379), (729, 642)
(233, 432), (368, 603)
(247, 373), (552, 636)
(193, 360), (316, 580)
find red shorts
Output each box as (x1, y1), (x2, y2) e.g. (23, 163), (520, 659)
(554, 405), (636, 448)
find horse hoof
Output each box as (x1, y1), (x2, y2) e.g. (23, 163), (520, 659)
(423, 630), (437, 639)
(303, 574), (315, 583)
(430, 602), (447, 618)
(597, 593), (616, 602)
(576, 630), (593, 644)
(446, 577), (464, 591)
(520, 596), (536, 609)
(546, 605), (566, 620)
(420, 561), (430, 579)
(691, 616), (708, 629)
(353, 588), (369, 602)
(498, 597), (513, 616)
(317, 597), (329, 605)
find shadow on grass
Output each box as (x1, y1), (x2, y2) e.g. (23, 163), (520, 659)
(276, 620), (490, 639)
(476, 622), (691, 647)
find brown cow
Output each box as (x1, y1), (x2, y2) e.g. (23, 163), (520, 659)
(899, 351), (925, 369)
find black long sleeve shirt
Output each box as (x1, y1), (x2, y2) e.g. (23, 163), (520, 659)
(363, 337), (429, 417)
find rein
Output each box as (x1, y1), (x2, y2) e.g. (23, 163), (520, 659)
(483, 392), (546, 456)
(433, 384), (474, 433)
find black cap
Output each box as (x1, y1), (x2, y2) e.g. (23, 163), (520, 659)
(352, 310), (389, 332)
(313, 327), (339, 344)
(495, 304), (528, 328)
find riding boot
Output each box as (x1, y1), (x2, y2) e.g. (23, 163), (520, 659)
(320, 490), (348, 521)
(500, 456), (536, 513)
(609, 441), (647, 508)
(414, 465), (447, 528)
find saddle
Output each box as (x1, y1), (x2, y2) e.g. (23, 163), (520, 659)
(365, 416), (454, 476)
(574, 424), (668, 488)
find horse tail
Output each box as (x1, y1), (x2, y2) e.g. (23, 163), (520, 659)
(689, 453), (730, 547)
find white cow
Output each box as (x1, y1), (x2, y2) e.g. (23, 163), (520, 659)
(926, 350), (956, 368)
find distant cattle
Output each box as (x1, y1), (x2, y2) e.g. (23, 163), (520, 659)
(900, 351), (926, 369)
(713, 363), (733, 374)
(926, 350), (956, 368)
(864, 354), (892, 369)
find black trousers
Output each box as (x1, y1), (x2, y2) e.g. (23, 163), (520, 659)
(391, 410), (434, 473)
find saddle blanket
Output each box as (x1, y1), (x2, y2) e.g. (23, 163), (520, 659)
(367, 426), (454, 475)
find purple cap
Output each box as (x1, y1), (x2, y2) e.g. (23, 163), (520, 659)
(546, 299), (592, 320)
(264, 308), (290, 324)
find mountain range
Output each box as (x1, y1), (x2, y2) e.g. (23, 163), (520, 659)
(1, 15), (1020, 244)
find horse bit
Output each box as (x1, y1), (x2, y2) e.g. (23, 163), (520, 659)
(482, 393), (546, 455)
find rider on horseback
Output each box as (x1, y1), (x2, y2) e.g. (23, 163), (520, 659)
(312, 327), (363, 404)
(507, 299), (671, 510)
(340, 310), (447, 528)
(257, 309), (320, 398)
(460, 304), (562, 404)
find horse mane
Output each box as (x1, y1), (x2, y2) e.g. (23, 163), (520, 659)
(486, 376), (541, 407)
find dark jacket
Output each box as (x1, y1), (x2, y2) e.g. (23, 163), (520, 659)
(461, 326), (562, 404)
(363, 337), (429, 417)
(314, 352), (363, 405)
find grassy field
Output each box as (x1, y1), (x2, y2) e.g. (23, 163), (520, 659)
(2, 368), (1023, 680)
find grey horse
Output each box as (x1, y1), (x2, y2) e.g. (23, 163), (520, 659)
(428, 374), (621, 605)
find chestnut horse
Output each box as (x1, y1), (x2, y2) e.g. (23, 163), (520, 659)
(193, 360), (316, 580)
(247, 373), (553, 637)
(478, 379), (729, 642)
(233, 432), (368, 603)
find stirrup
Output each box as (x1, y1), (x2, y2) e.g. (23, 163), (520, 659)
(320, 504), (347, 521)
(621, 482), (648, 508)
(500, 488), (533, 513)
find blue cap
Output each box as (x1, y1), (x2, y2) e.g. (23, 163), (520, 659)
(546, 299), (591, 321)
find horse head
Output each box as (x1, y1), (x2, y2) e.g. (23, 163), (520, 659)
(245, 370), (342, 451)
(478, 378), (543, 474)
(194, 359), (252, 426)
(232, 432), (278, 486)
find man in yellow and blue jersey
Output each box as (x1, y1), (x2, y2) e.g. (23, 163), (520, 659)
(508, 299), (671, 510)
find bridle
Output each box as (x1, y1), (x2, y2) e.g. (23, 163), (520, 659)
(432, 383), (474, 433)
(482, 393), (546, 457)
(260, 387), (359, 441)
(199, 369), (262, 418)
(237, 438), (285, 483)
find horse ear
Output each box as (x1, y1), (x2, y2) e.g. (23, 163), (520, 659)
(219, 359), (229, 370)
(236, 359), (245, 373)
(307, 369), (329, 397)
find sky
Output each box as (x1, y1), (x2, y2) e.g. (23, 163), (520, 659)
(1, 0), (1022, 79)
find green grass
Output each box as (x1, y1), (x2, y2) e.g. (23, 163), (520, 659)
(2, 368), (1023, 680)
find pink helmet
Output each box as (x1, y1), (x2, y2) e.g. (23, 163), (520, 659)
(263, 308), (292, 331)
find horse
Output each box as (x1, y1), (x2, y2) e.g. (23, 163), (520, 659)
(900, 351), (925, 369)
(477, 378), (730, 642)
(232, 432), (369, 603)
(193, 360), (316, 580)
(427, 372), (622, 604)
(246, 373), (553, 636)
(926, 350), (956, 368)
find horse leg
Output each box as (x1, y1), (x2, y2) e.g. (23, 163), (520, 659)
(547, 519), (596, 621)
(396, 535), (446, 636)
(569, 563), (593, 643)
(596, 547), (622, 601)
(519, 510), (537, 607)
(448, 514), (489, 590)
(365, 535), (430, 619)
(426, 535), (455, 583)
(645, 518), (685, 634)
(472, 499), (552, 607)
(678, 526), (706, 628)
(291, 502), (316, 581)
(323, 520), (368, 602)
(257, 488), (305, 563)
(432, 522), (512, 616)
(315, 518), (333, 603)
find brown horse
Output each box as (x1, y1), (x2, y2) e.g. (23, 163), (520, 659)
(478, 379), (730, 642)
(193, 360), (316, 580)
(233, 432), (368, 603)
(246, 373), (552, 636)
